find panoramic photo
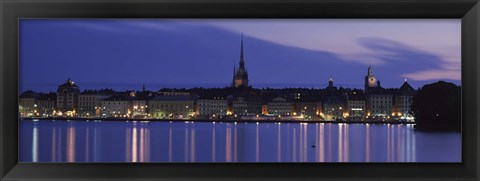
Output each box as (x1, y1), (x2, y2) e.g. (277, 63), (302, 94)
(19, 19), (461, 162)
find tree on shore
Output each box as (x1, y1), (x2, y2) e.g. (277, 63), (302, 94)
(411, 81), (461, 132)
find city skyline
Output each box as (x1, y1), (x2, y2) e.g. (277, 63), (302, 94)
(20, 19), (461, 92)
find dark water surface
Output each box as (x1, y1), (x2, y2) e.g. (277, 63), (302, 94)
(19, 120), (461, 162)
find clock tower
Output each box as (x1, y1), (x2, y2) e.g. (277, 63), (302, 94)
(364, 66), (376, 93)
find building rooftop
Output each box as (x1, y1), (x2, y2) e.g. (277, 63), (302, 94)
(399, 81), (415, 92)
(57, 79), (80, 93)
(348, 91), (366, 100)
(37, 93), (56, 101)
(58, 79), (79, 88)
(103, 94), (133, 101)
(19, 90), (38, 99)
(151, 95), (192, 102)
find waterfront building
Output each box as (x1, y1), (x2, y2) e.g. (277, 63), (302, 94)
(232, 97), (248, 116)
(196, 99), (212, 116)
(292, 102), (321, 120)
(322, 96), (345, 120)
(267, 97), (292, 116)
(131, 90), (155, 118)
(149, 95), (194, 119)
(322, 77), (347, 120)
(196, 96), (228, 118)
(246, 95), (263, 115)
(19, 90), (39, 117)
(37, 93), (56, 117)
(347, 91), (365, 118)
(211, 97), (228, 116)
(101, 94), (133, 118)
(365, 84), (393, 118)
(131, 98), (147, 117)
(392, 80), (416, 118)
(56, 79), (80, 116)
(362, 67), (397, 118)
(78, 90), (112, 118)
(232, 34), (249, 88)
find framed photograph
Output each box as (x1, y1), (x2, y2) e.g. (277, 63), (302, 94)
(1, 0), (479, 180)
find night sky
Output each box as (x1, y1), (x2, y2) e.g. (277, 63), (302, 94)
(19, 19), (461, 93)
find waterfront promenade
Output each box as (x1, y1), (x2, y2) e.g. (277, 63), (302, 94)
(21, 117), (415, 124)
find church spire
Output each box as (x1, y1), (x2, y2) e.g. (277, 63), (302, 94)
(239, 33), (245, 68)
(232, 33), (249, 88)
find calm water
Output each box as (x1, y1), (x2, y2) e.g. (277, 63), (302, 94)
(19, 120), (461, 162)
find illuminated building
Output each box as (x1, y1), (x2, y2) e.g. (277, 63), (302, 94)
(130, 89), (155, 118)
(56, 79), (80, 116)
(149, 95), (194, 119)
(322, 77), (347, 120)
(196, 97), (228, 117)
(232, 97), (248, 116)
(393, 80), (416, 118)
(365, 80), (394, 118)
(19, 90), (39, 117)
(37, 93), (56, 117)
(196, 99), (212, 116)
(101, 94), (132, 118)
(78, 90), (112, 118)
(268, 97), (292, 116)
(347, 91), (365, 118)
(292, 102), (321, 119)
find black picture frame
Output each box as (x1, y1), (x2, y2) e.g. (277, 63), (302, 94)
(1, 0), (479, 180)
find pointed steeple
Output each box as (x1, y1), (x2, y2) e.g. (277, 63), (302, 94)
(239, 33), (245, 68)
(233, 33), (249, 88)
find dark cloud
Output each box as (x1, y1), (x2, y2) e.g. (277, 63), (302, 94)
(19, 20), (460, 92)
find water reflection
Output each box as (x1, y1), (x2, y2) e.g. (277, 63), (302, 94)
(168, 126), (172, 162)
(93, 126), (99, 162)
(125, 124), (152, 162)
(20, 120), (460, 162)
(67, 126), (75, 162)
(365, 124), (370, 162)
(184, 124), (188, 162)
(234, 125), (238, 162)
(255, 124), (259, 162)
(225, 124), (231, 162)
(211, 124), (216, 162)
(277, 124), (281, 162)
(51, 127), (56, 162)
(32, 124), (38, 162)
(85, 127), (89, 162)
(190, 127), (195, 162)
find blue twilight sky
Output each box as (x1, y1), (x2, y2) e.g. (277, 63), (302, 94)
(20, 19), (461, 92)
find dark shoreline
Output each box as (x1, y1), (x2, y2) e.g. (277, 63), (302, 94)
(21, 117), (415, 124)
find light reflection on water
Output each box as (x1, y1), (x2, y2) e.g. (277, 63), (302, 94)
(19, 120), (460, 162)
